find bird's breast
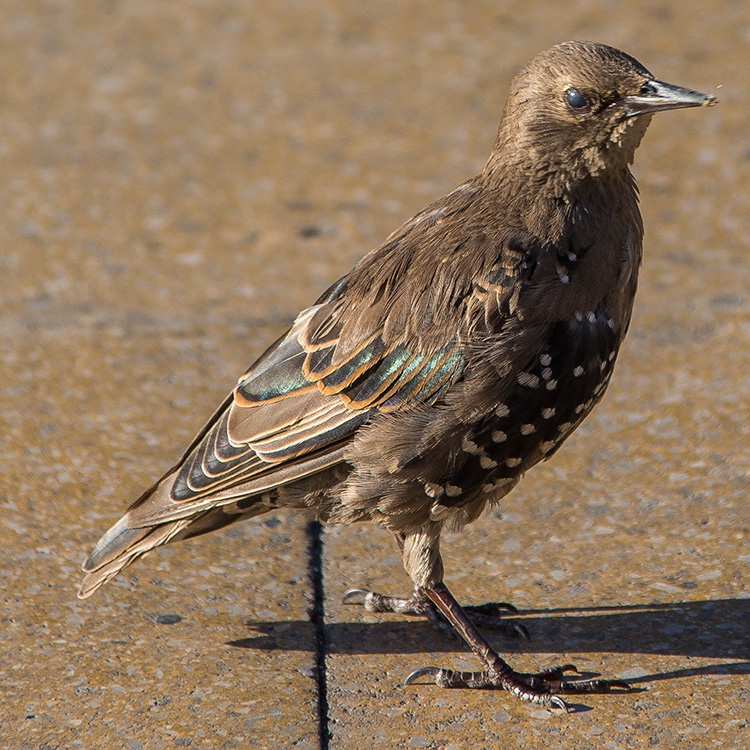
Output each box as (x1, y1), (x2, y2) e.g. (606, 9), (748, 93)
(437, 300), (623, 508)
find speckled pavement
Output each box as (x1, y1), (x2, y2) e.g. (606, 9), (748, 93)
(2, 2), (748, 749)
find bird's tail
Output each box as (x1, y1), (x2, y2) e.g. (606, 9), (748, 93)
(78, 467), (186, 598)
(78, 468), (270, 598)
(78, 513), (193, 598)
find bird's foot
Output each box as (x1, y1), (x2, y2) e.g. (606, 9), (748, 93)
(405, 663), (634, 711)
(341, 588), (528, 640)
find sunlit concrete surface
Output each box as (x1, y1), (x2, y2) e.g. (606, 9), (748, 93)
(2, 1), (748, 748)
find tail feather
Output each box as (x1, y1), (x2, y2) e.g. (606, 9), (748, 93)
(82, 516), (148, 573)
(78, 467), (272, 599)
(78, 470), (194, 598)
(78, 515), (193, 598)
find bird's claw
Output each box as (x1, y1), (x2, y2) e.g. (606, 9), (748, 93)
(341, 588), (370, 605)
(405, 662), (634, 711)
(405, 666), (442, 686)
(476, 616), (530, 641)
(549, 696), (570, 712)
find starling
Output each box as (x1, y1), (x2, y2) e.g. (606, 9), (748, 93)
(79, 41), (715, 710)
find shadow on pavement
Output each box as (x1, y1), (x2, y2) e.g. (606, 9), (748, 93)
(227, 596), (749, 685)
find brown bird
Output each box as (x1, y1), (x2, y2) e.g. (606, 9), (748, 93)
(79, 41), (715, 710)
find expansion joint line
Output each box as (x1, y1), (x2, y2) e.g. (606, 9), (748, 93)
(307, 520), (330, 749)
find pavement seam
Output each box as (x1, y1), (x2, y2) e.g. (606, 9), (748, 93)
(307, 520), (331, 749)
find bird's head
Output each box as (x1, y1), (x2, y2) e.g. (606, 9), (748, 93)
(489, 41), (715, 192)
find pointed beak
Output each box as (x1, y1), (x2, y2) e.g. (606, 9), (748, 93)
(622, 79), (717, 117)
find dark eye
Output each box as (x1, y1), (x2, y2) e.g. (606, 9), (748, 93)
(565, 87), (590, 112)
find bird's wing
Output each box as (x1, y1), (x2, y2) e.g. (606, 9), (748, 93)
(148, 299), (466, 522)
(118, 181), (495, 527)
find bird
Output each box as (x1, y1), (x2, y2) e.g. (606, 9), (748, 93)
(79, 41), (715, 711)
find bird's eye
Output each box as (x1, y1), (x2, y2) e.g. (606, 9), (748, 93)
(639, 82), (657, 97)
(564, 87), (590, 112)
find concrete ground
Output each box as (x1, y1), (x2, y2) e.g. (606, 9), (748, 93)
(2, 1), (748, 748)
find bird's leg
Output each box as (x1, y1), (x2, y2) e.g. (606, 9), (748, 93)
(405, 582), (633, 711)
(343, 525), (528, 639)
(341, 586), (528, 640)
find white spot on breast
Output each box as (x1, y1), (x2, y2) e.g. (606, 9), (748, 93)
(573, 366), (584, 377)
(491, 430), (507, 443)
(424, 482), (441, 498)
(520, 424), (536, 435)
(542, 407), (556, 419)
(541, 367), (553, 380)
(495, 404), (509, 417)
(505, 457), (522, 468)
(546, 379), (558, 391)
(429, 502), (447, 520)
(462, 437), (483, 455)
(540, 353), (552, 366)
(518, 372), (540, 388)
(445, 484), (462, 497)
(587, 311), (597, 323)
(540, 441), (557, 454)
(480, 455), (498, 469)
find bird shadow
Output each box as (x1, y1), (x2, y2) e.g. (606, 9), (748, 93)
(227, 596), (750, 686)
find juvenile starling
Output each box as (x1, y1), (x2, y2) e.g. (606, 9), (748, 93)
(79, 41), (715, 710)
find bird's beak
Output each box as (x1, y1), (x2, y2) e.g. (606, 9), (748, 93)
(622, 79), (717, 117)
